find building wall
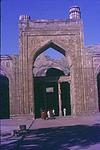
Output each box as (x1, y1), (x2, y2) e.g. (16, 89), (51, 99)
(18, 15), (99, 116)
(1, 7), (100, 117)
(1, 48), (100, 117)
(0, 55), (20, 116)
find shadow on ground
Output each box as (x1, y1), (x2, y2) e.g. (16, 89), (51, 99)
(1, 124), (100, 150)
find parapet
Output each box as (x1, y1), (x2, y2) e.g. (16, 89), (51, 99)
(19, 6), (82, 31)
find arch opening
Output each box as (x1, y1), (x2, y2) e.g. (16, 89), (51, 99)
(33, 45), (71, 118)
(33, 41), (66, 63)
(0, 74), (10, 119)
(97, 72), (100, 111)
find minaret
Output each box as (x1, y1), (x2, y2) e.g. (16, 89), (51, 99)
(69, 6), (81, 20)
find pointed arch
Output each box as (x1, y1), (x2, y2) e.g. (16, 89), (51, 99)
(28, 39), (72, 68)
(27, 39), (73, 117)
(0, 67), (13, 118)
(0, 69), (10, 119)
(33, 41), (65, 62)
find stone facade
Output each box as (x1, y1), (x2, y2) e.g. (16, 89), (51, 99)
(1, 6), (100, 118)
(0, 55), (20, 115)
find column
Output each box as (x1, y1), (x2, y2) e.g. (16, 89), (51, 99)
(58, 82), (62, 116)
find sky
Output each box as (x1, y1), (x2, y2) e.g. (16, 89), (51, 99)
(1, 0), (100, 56)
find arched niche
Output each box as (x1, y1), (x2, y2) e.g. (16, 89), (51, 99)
(0, 74), (10, 119)
(0, 67), (13, 117)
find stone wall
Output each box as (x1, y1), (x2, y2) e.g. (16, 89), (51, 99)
(1, 7), (100, 117)
(1, 46), (100, 117)
(0, 55), (20, 116)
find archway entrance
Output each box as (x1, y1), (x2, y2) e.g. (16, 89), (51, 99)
(33, 44), (71, 118)
(97, 72), (100, 111)
(34, 66), (71, 118)
(0, 74), (10, 119)
(34, 68), (64, 118)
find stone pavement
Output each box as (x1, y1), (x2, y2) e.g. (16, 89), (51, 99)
(0, 114), (100, 150)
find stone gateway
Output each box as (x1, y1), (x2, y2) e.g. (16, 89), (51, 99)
(0, 6), (100, 119)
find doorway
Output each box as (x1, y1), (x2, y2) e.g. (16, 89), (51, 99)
(61, 82), (71, 115)
(0, 74), (10, 119)
(34, 77), (59, 118)
(34, 67), (65, 118)
(33, 44), (70, 118)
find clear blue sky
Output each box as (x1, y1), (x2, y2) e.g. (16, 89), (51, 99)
(1, 0), (100, 55)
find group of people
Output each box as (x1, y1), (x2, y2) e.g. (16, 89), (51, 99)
(40, 108), (67, 119)
(41, 109), (55, 119)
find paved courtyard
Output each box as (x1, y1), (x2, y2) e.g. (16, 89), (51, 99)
(0, 114), (100, 150)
